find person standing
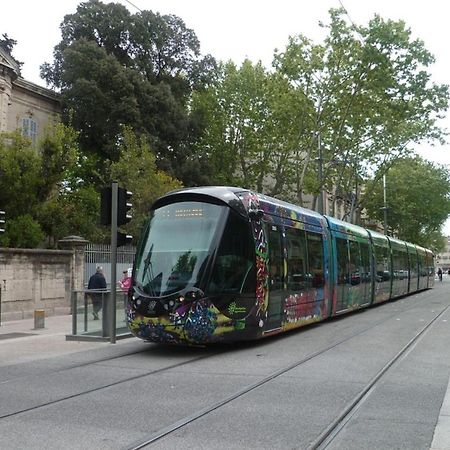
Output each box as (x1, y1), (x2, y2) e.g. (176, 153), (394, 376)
(119, 269), (132, 292)
(437, 267), (443, 282)
(88, 266), (107, 319)
(119, 268), (132, 305)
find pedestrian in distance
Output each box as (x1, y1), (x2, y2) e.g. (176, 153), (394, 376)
(437, 267), (443, 282)
(88, 266), (107, 319)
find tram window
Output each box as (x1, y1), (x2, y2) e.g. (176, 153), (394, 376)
(393, 249), (408, 280)
(208, 212), (255, 295)
(268, 225), (284, 291)
(286, 227), (307, 291)
(409, 251), (418, 277)
(348, 240), (361, 285)
(360, 242), (371, 283)
(336, 237), (349, 285)
(374, 244), (390, 281)
(306, 232), (324, 288)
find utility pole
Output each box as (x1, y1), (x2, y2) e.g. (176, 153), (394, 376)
(383, 174), (388, 235)
(317, 132), (324, 215)
(101, 182), (133, 343)
(109, 182), (118, 344)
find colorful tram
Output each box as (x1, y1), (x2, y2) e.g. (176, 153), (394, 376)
(126, 187), (435, 345)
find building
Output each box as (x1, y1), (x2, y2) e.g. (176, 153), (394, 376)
(0, 46), (60, 142)
(436, 236), (450, 271)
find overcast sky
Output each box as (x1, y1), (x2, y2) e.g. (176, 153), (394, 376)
(2, 0), (450, 229)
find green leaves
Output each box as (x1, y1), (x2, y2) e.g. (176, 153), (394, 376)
(40, 1), (216, 184)
(364, 157), (450, 250)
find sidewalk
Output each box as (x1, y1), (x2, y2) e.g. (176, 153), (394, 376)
(431, 380), (450, 450)
(0, 314), (117, 366)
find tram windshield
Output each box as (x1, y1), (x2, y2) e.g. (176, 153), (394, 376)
(134, 201), (226, 297)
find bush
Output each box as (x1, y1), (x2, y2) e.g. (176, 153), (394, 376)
(4, 215), (45, 248)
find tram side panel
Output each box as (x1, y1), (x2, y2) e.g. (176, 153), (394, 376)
(262, 211), (332, 334)
(406, 242), (419, 294)
(325, 217), (373, 315)
(368, 230), (392, 304)
(388, 237), (409, 299)
(426, 249), (435, 288)
(416, 246), (429, 291)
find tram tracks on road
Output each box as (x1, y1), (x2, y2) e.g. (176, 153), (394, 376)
(310, 303), (450, 449)
(0, 351), (218, 421)
(125, 298), (449, 450)
(0, 292), (443, 445)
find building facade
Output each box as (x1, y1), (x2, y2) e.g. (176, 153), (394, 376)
(0, 47), (60, 142)
(436, 236), (450, 271)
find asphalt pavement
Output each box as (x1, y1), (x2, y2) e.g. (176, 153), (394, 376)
(0, 282), (449, 449)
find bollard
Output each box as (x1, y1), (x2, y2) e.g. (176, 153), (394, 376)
(34, 309), (45, 329)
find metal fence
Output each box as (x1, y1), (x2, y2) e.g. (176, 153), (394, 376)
(84, 243), (136, 287)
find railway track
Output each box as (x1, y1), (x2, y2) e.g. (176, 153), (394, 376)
(126, 297), (447, 449)
(0, 290), (444, 450)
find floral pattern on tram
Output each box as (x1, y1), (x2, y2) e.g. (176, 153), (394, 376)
(127, 299), (239, 345)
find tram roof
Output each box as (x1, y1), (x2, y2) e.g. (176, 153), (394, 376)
(324, 215), (370, 238)
(151, 186), (325, 226)
(151, 186), (250, 216)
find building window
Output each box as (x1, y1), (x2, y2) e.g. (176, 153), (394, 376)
(22, 117), (38, 144)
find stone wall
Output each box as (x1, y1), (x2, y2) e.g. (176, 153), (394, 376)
(0, 237), (87, 322)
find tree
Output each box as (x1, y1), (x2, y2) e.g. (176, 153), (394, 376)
(40, 0), (217, 184)
(273, 9), (449, 213)
(191, 60), (312, 198)
(0, 126), (100, 248)
(108, 126), (182, 241)
(364, 156), (450, 249)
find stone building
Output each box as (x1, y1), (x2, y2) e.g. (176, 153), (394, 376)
(0, 46), (60, 141)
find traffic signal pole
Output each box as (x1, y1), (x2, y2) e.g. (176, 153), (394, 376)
(109, 182), (118, 344)
(100, 182), (133, 343)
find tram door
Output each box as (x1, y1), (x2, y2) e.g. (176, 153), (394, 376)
(267, 225), (284, 328)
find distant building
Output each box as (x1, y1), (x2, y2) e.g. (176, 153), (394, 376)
(436, 236), (450, 270)
(0, 46), (60, 143)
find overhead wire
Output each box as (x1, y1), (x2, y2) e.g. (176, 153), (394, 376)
(122, 0), (143, 13)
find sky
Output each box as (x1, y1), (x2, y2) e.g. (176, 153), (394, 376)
(2, 0), (450, 231)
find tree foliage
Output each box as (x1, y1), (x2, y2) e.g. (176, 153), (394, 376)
(108, 126), (183, 240)
(193, 9), (449, 217)
(0, 125), (109, 247)
(274, 9), (449, 214)
(192, 60), (313, 200)
(40, 0), (217, 183)
(364, 157), (450, 249)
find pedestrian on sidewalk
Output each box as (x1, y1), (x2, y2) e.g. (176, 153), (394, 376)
(437, 267), (443, 282)
(88, 266), (107, 319)
(118, 268), (132, 306)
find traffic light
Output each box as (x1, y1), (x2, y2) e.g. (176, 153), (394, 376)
(100, 187), (112, 226)
(116, 231), (133, 247)
(117, 187), (133, 226)
(100, 184), (133, 246)
(0, 210), (5, 234)
(117, 188), (133, 246)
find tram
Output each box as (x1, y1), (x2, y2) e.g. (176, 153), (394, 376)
(126, 186), (434, 345)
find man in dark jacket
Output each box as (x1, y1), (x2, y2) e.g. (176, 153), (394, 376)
(88, 266), (107, 319)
